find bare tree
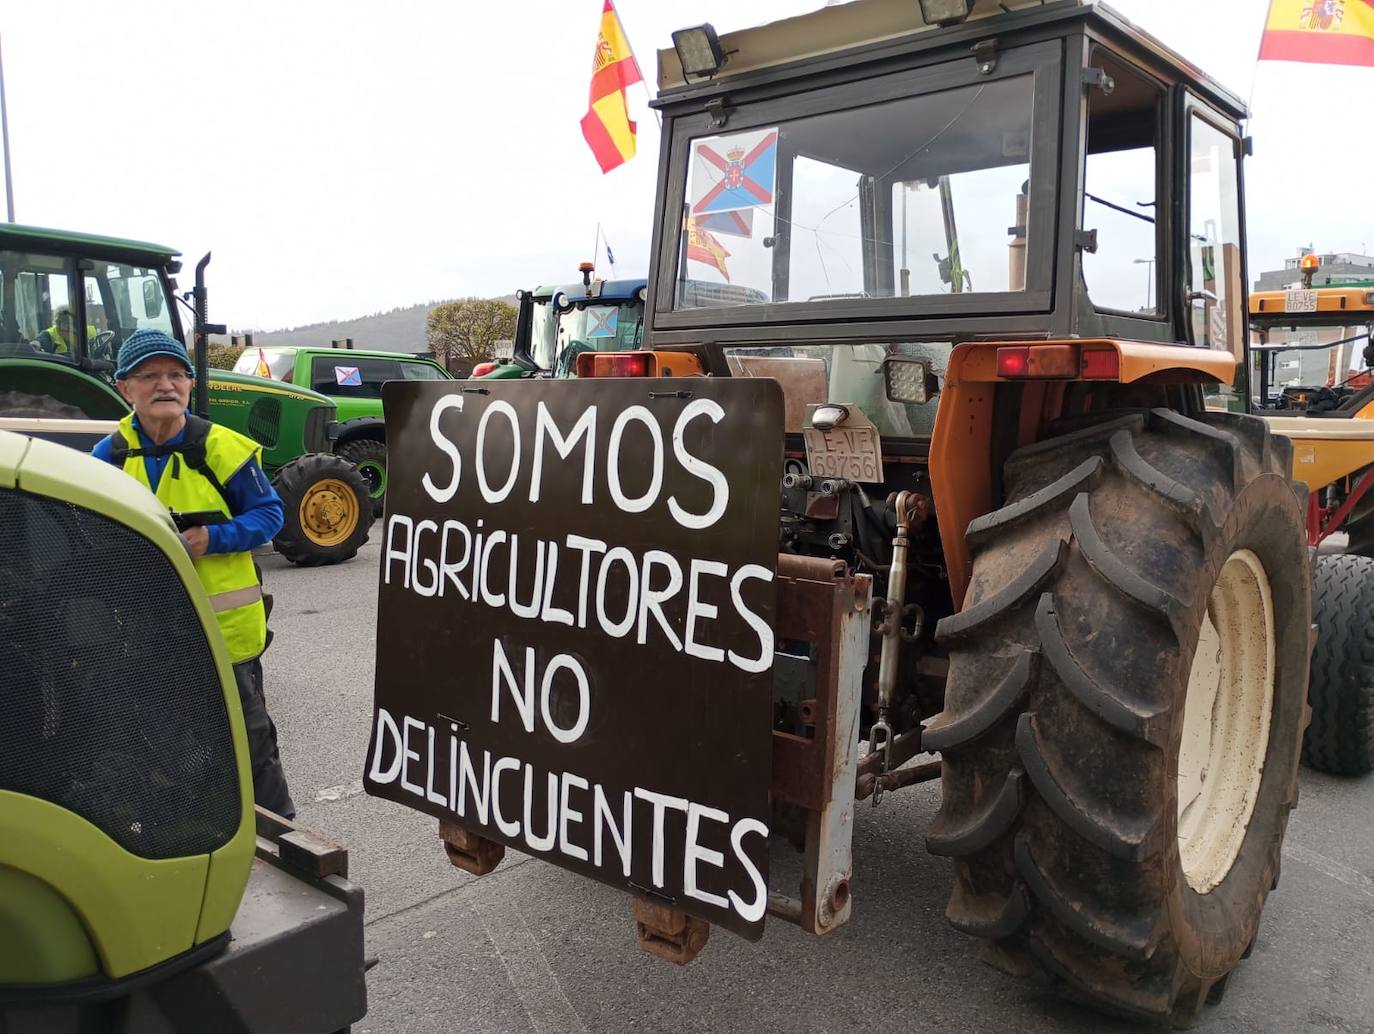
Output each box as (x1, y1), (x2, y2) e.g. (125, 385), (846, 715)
(426, 298), (517, 367)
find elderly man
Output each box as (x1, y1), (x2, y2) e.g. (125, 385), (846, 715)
(92, 328), (296, 818)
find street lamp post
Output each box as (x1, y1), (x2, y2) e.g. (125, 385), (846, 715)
(1134, 257), (1156, 310)
(0, 34), (14, 222)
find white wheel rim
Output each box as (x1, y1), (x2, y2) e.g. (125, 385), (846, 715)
(1178, 549), (1275, 894)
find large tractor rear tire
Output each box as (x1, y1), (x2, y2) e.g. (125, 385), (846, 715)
(925, 409), (1310, 1027)
(272, 453), (372, 566)
(1305, 553), (1374, 775)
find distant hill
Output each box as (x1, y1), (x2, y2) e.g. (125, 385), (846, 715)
(227, 294), (520, 353)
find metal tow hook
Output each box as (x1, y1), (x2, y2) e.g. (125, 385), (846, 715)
(870, 491), (917, 808)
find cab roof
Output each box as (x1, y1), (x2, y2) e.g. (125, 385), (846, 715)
(253, 344), (444, 362)
(530, 278), (648, 304)
(657, 0), (1246, 120)
(0, 222), (180, 264)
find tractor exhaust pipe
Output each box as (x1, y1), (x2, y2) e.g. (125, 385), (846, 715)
(191, 252), (226, 419)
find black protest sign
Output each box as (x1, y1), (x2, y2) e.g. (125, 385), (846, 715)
(364, 378), (783, 939)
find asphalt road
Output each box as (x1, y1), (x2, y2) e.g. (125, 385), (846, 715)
(260, 540), (1374, 1034)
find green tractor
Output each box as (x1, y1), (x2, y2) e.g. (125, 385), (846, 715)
(0, 429), (367, 1031)
(475, 265), (648, 380)
(229, 343), (453, 517)
(0, 224), (371, 565)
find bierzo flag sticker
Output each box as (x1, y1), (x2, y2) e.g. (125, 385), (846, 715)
(335, 366), (363, 387)
(691, 129), (779, 216)
(586, 306), (619, 338)
(364, 379), (783, 939)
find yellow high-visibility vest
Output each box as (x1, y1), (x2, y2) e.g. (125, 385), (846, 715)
(115, 413), (268, 663)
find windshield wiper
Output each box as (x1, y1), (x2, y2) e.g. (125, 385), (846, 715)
(1086, 192), (1155, 225)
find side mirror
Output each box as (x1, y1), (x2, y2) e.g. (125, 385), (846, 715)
(143, 279), (164, 318)
(883, 355), (938, 405)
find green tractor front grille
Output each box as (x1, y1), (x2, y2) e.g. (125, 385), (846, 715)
(0, 488), (241, 860)
(247, 395), (283, 450)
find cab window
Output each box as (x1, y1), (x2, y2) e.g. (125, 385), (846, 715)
(88, 262), (176, 365)
(401, 361), (450, 380)
(1082, 52), (1163, 315)
(311, 355), (404, 398)
(0, 252), (79, 361)
(1187, 115), (1243, 353)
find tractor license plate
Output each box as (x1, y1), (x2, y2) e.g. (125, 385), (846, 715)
(1285, 289), (1319, 313)
(804, 425), (884, 483)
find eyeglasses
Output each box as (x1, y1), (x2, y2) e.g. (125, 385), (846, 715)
(128, 370), (193, 384)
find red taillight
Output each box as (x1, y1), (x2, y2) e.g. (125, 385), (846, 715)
(1080, 349), (1120, 380)
(997, 345), (1081, 379)
(577, 352), (652, 378)
(471, 361), (498, 378)
(996, 346), (1030, 378)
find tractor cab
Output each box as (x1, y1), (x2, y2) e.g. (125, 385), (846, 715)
(645, 0), (1251, 420)
(0, 224), (184, 420)
(478, 265), (648, 379)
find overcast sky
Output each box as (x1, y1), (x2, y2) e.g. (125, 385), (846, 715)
(2, 0), (1370, 330)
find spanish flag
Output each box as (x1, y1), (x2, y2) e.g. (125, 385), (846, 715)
(255, 348), (272, 378)
(686, 218), (731, 282)
(1260, 0), (1374, 67)
(579, 0), (643, 174)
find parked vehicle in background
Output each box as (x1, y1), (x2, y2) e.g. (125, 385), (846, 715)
(1251, 272), (1374, 776)
(0, 224), (372, 565)
(233, 344), (453, 513)
(475, 265), (647, 380)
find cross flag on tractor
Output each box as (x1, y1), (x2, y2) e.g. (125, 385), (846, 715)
(1260, 0), (1374, 67)
(580, 0), (644, 173)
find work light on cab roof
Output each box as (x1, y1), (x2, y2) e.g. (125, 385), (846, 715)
(917, 0), (973, 26)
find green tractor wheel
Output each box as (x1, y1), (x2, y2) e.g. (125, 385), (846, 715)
(271, 454), (373, 566)
(337, 439), (387, 517)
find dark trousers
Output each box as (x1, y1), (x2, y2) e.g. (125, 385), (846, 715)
(232, 658), (296, 820)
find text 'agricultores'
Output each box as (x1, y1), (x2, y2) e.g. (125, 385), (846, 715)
(364, 378), (783, 938)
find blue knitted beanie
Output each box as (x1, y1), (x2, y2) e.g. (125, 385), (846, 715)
(115, 329), (194, 379)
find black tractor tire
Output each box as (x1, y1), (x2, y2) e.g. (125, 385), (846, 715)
(1305, 553), (1374, 775)
(337, 438), (387, 517)
(1345, 522), (1374, 556)
(1341, 494), (1374, 557)
(272, 453), (373, 567)
(925, 409), (1310, 1027)
(0, 391), (88, 419)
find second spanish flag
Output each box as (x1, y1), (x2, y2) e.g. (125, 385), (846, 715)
(1260, 0), (1374, 67)
(580, 0), (644, 174)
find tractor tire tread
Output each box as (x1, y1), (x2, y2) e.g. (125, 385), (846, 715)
(1305, 553), (1374, 775)
(927, 407), (1308, 1025)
